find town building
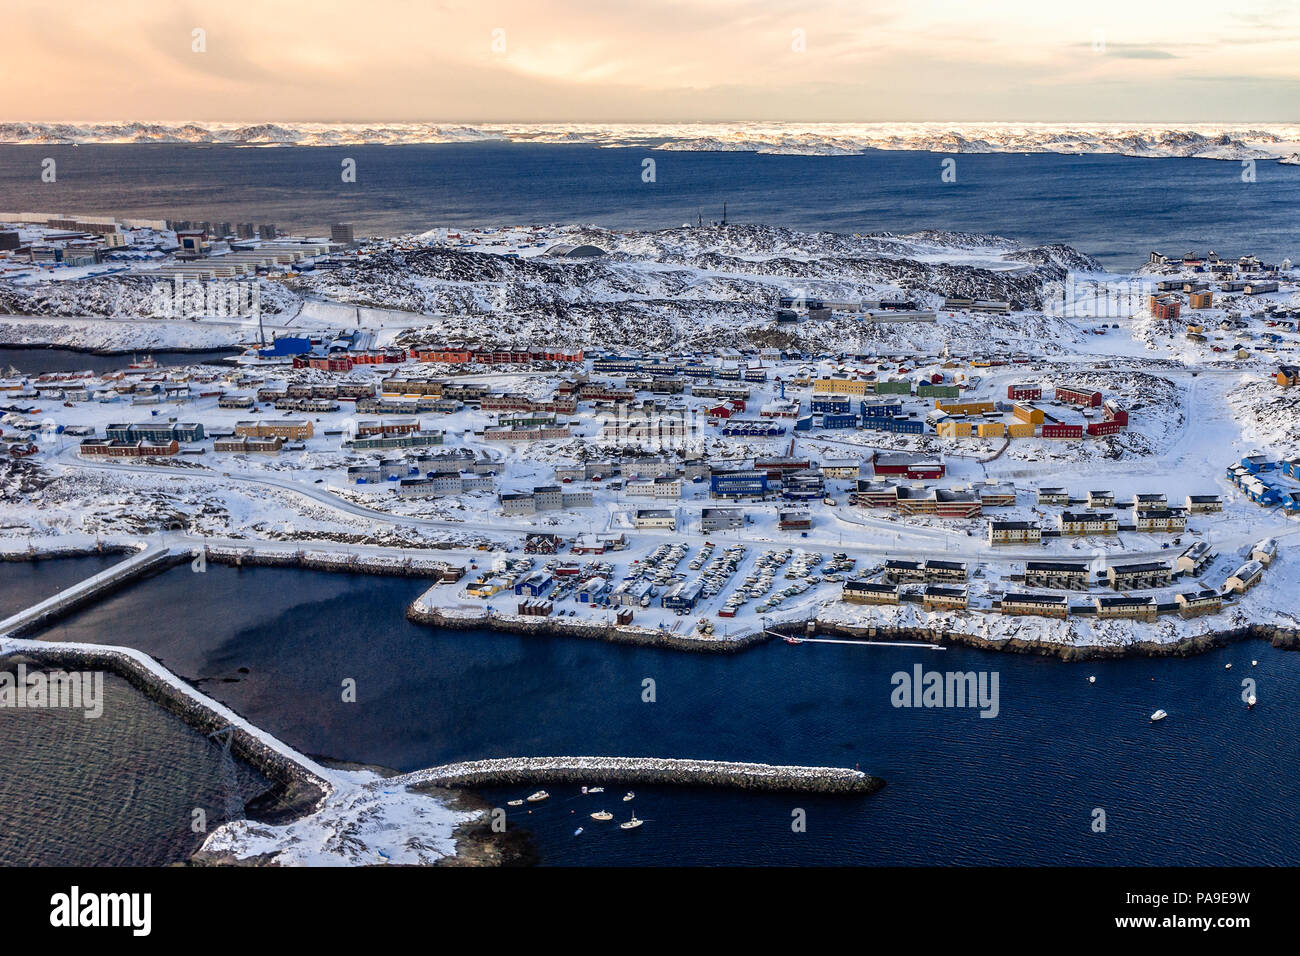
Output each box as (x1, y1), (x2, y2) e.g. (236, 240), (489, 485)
(999, 592), (1069, 619)
(1107, 561), (1173, 591)
(988, 520), (1042, 545)
(1024, 561), (1090, 591)
(1059, 511), (1118, 535)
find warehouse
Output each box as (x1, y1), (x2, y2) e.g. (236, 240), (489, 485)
(662, 580), (704, 612)
(1024, 561), (1090, 590)
(778, 509), (812, 531)
(700, 507), (745, 532)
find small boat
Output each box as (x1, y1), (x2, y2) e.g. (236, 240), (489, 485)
(623, 791), (635, 802)
(1150, 709), (1168, 722)
(587, 786), (605, 794)
(507, 799), (524, 806)
(590, 810), (613, 821)
(1252, 660), (1258, 667)
(526, 790), (549, 803)
(784, 636), (803, 645)
(573, 827), (584, 837)
(620, 814), (644, 830)
(1088, 676), (1096, 684)
(1225, 663), (1233, 670)
(1246, 694), (1257, 709)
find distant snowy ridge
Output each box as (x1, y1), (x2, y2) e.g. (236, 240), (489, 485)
(4, 121), (1300, 161)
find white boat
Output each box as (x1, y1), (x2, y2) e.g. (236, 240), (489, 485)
(1088, 676), (1096, 684)
(1252, 660), (1258, 667)
(587, 786), (605, 794)
(526, 790), (549, 803)
(590, 810), (613, 821)
(573, 827), (584, 836)
(1246, 694), (1257, 709)
(1225, 663), (1233, 669)
(622, 791), (635, 802)
(507, 799), (524, 806)
(620, 814), (644, 830)
(1150, 709), (1168, 722)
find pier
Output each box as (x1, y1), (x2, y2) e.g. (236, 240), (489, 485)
(395, 755), (883, 795)
(0, 542), (184, 639)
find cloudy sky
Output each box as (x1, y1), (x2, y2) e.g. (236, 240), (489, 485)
(6, 0), (1299, 122)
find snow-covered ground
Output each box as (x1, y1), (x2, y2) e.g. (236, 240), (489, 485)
(5, 121), (1300, 162)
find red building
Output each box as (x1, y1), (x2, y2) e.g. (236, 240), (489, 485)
(292, 355), (354, 372)
(1054, 385), (1103, 408)
(872, 454), (946, 480)
(1087, 421), (1124, 437)
(1042, 423), (1084, 439)
(1007, 383), (1042, 401)
(1149, 294), (1181, 320)
(1102, 400), (1129, 426)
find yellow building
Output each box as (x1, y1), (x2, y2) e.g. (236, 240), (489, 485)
(814, 378), (871, 396)
(937, 420), (973, 438)
(1012, 403), (1044, 424)
(1007, 422), (1036, 439)
(936, 400), (995, 416)
(977, 422), (1005, 438)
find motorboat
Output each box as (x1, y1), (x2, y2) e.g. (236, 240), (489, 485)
(590, 810), (613, 821)
(623, 792), (635, 802)
(526, 790), (549, 803)
(1150, 709), (1168, 722)
(620, 814), (644, 830)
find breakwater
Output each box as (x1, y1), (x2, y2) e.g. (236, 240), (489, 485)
(406, 602), (774, 654)
(3, 644), (329, 817)
(398, 756), (882, 795)
(0, 546), (184, 639)
(409, 595), (1300, 662)
(203, 545), (461, 580)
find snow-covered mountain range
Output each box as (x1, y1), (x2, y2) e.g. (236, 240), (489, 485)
(4, 121), (1300, 161)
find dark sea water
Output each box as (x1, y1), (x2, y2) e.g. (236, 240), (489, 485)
(32, 564), (1300, 866)
(0, 556), (269, 866)
(2, 144), (1298, 269)
(0, 347), (239, 376)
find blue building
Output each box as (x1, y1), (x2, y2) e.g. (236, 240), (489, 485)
(258, 335), (312, 359)
(861, 400), (904, 419)
(863, 416), (924, 434)
(821, 412), (859, 430)
(711, 471), (769, 498)
(794, 415), (814, 431)
(811, 395), (851, 415)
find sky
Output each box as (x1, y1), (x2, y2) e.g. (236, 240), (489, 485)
(4, 0), (1299, 123)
